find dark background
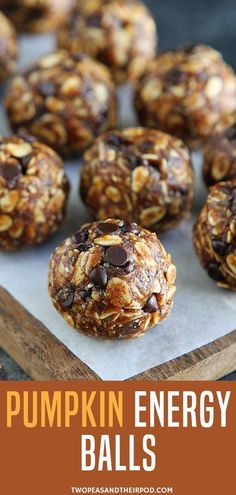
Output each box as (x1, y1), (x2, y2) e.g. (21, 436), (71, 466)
(0, 0), (236, 380)
(146, 0), (236, 69)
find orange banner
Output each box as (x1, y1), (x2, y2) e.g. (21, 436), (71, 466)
(0, 381), (234, 495)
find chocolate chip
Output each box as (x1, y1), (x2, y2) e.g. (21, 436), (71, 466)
(212, 240), (228, 257)
(58, 288), (74, 308)
(207, 262), (224, 282)
(77, 243), (89, 252)
(122, 221), (139, 234)
(20, 153), (34, 171)
(106, 245), (128, 267)
(87, 14), (101, 27)
(27, 7), (44, 21)
(143, 295), (159, 313)
(231, 196), (236, 214)
(0, 162), (21, 188)
(71, 53), (87, 62)
(127, 155), (144, 169)
(69, 15), (78, 32)
(139, 141), (152, 153)
(105, 135), (122, 149)
(90, 266), (108, 289)
(97, 222), (119, 234)
(0, 366), (7, 381)
(123, 261), (134, 274)
(166, 68), (184, 85)
(62, 64), (73, 72)
(74, 229), (89, 245)
(38, 81), (55, 96)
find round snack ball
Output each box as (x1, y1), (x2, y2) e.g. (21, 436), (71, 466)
(134, 44), (236, 148)
(193, 180), (236, 291)
(80, 128), (194, 233)
(48, 219), (176, 339)
(0, 0), (75, 33)
(203, 126), (236, 187)
(5, 50), (117, 157)
(0, 11), (18, 84)
(57, 0), (157, 84)
(0, 135), (70, 250)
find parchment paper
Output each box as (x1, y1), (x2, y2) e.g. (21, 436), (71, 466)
(0, 34), (235, 380)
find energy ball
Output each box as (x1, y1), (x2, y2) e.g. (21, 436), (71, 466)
(80, 128), (194, 232)
(5, 50), (117, 157)
(0, 11), (18, 84)
(57, 0), (157, 85)
(0, 0), (75, 33)
(193, 180), (236, 291)
(48, 219), (176, 339)
(135, 45), (236, 148)
(203, 126), (236, 187)
(0, 135), (70, 250)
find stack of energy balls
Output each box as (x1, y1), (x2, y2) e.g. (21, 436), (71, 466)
(0, 0), (235, 342)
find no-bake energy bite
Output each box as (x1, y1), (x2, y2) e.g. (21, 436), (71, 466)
(48, 219), (176, 339)
(5, 51), (117, 156)
(0, 0), (75, 33)
(57, 0), (157, 84)
(203, 126), (236, 187)
(0, 11), (18, 84)
(0, 364), (7, 380)
(193, 180), (236, 291)
(134, 45), (236, 147)
(0, 135), (70, 250)
(80, 128), (194, 232)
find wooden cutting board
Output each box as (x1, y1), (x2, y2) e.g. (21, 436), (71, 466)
(0, 286), (236, 381)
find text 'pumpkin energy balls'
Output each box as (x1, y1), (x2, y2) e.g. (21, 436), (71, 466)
(5, 51), (117, 156)
(0, 11), (18, 84)
(0, 135), (70, 250)
(80, 128), (194, 233)
(193, 180), (236, 291)
(48, 219), (176, 339)
(134, 45), (236, 147)
(0, 0), (75, 33)
(57, 0), (157, 84)
(203, 126), (236, 187)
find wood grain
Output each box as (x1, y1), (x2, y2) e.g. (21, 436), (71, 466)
(0, 287), (101, 381)
(129, 330), (236, 381)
